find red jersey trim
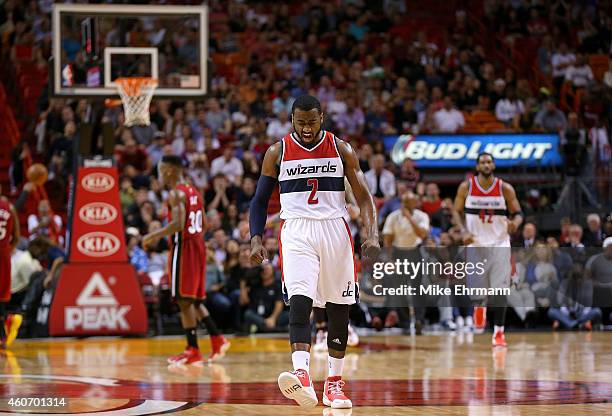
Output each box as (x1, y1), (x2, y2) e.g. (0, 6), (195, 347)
(470, 177), (502, 197)
(282, 131), (339, 161)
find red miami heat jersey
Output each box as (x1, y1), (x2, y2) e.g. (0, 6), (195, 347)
(278, 131), (348, 220)
(0, 198), (15, 250)
(464, 176), (510, 247)
(168, 183), (205, 240)
(0, 198), (14, 302)
(167, 183), (207, 300)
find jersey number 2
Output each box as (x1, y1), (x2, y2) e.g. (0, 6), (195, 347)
(307, 179), (319, 205)
(188, 210), (203, 234)
(479, 209), (493, 224)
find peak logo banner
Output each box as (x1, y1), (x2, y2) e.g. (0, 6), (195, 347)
(49, 264), (147, 336)
(385, 134), (562, 168)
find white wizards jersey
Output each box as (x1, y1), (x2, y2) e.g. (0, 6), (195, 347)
(278, 131), (348, 220)
(464, 176), (510, 247)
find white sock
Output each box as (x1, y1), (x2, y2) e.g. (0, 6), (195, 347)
(328, 356), (344, 378)
(292, 351), (310, 372)
(494, 325), (504, 334)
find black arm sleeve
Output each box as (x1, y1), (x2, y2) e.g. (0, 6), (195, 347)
(249, 175), (278, 239)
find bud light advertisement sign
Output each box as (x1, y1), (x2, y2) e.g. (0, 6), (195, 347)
(385, 134), (563, 168)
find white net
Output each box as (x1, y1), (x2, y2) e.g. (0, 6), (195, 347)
(115, 77), (158, 127)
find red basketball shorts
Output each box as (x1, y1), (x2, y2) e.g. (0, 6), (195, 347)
(168, 236), (206, 301)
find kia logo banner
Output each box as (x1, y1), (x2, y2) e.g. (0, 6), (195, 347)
(68, 166), (127, 262)
(385, 134), (563, 168)
(49, 264), (148, 335)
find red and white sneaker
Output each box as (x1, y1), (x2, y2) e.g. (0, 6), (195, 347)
(473, 306), (487, 333)
(323, 376), (352, 409)
(167, 347), (204, 365)
(208, 335), (230, 362)
(492, 331), (507, 348)
(278, 369), (318, 408)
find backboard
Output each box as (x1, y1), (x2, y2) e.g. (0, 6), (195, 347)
(52, 4), (208, 98)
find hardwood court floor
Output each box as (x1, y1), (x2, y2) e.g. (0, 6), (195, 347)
(1, 332), (611, 415)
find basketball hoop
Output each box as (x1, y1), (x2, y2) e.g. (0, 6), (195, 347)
(114, 77), (158, 127)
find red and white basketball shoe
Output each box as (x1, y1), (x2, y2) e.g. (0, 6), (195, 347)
(323, 376), (352, 408)
(167, 347), (203, 365)
(209, 335), (230, 362)
(473, 306), (487, 333)
(278, 369), (318, 407)
(492, 330), (507, 348)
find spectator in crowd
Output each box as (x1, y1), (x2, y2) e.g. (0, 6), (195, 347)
(495, 87), (524, 129)
(586, 237), (612, 307)
(534, 99), (567, 132)
(336, 97), (365, 136)
(126, 227), (148, 274)
(9, 245), (42, 310)
(116, 134), (151, 174)
(564, 54), (594, 90)
(547, 236), (573, 281)
(27, 200), (62, 246)
(584, 213), (604, 247)
(432, 96), (465, 133)
(243, 264), (288, 333)
(365, 154), (396, 203)
(205, 249), (232, 328)
(508, 251), (537, 325)
(205, 98), (232, 134)
(421, 183), (442, 217)
(548, 264), (601, 330)
(382, 190), (429, 332)
(210, 145), (244, 185)
(562, 224), (587, 264)
(551, 42), (576, 92)
(514, 222), (538, 249)
(560, 112), (587, 175)
(266, 110), (292, 139)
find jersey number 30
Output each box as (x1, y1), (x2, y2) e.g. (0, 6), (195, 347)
(307, 179), (319, 205)
(188, 210), (203, 234)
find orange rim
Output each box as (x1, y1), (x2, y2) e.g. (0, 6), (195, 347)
(115, 77), (158, 97)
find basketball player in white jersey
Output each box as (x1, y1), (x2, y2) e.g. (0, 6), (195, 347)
(453, 152), (523, 348)
(250, 95), (379, 409)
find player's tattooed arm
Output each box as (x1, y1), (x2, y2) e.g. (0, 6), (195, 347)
(502, 182), (523, 234)
(142, 190), (186, 248)
(337, 140), (380, 259)
(249, 142), (281, 265)
(453, 181), (473, 245)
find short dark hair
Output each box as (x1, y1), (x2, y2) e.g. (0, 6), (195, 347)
(291, 94), (321, 115)
(161, 155), (184, 168)
(476, 152), (494, 164)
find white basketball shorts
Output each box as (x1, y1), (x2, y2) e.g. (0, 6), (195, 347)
(279, 217), (358, 307)
(465, 246), (512, 301)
